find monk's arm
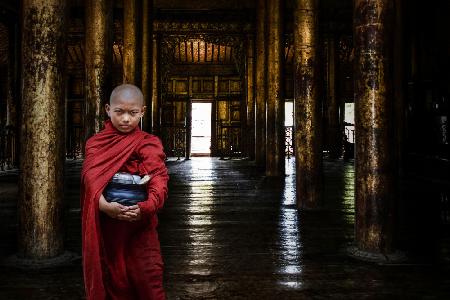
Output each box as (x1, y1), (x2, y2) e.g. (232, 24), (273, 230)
(137, 135), (169, 220)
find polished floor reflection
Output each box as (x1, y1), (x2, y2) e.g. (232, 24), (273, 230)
(0, 158), (449, 299)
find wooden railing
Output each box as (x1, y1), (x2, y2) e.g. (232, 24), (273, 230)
(345, 126), (355, 143)
(66, 125), (84, 159)
(285, 126), (293, 158)
(344, 124), (355, 160)
(0, 125), (17, 170)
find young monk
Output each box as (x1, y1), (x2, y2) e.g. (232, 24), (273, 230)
(81, 84), (169, 299)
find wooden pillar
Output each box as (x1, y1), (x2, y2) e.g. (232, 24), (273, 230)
(186, 78), (192, 160)
(141, 0), (152, 131)
(4, 23), (17, 128)
(1, 23), (17, 128)
(354, 0), (396, 254)
(185, 101), (192, 160)
(327, 36), (342, 159)
(393, 0), (405, 174)
(151, 34), (160, 134)
(266, 0), (285, 177)
(19, 0), (66, 258)
(255, 0), (266, 167)
(85, 0), (112, 139)
(293, 0), (321, 209)
(211, 75), (219, 155)
(123, 0), (140, 85)
(246, 35), (256, 160)
(11, 22), (20, 168)
(5, 61), (16, 127)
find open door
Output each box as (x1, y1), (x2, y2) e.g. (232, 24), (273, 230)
(191, 102), (212, 156)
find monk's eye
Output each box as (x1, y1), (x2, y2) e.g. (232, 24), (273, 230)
(131, 111), (139, 116)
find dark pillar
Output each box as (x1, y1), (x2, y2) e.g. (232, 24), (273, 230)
(6, 61), (16, 127)
(5, 22), (16, 128)
(185, 98), (192, 160)
(354, 0), (396, 255)
(327, 36), (342, 159)
(123, 0), (140, 84)
(2, 23), (17, 128)
(151, 34), (160, 134)
(293, 0), (321, 209)
(255, 0), (266, 167)
(85, 0), (112, 139)
(141, 0), (152, 131)
(393, 0), (405, 174)
(19, 0), (66, 258)
(266, 0), (285, 177)
(246, 35), (256, 160)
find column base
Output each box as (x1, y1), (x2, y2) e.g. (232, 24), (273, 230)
(346, 245), (407, 264)
(2, 251), (80, 270)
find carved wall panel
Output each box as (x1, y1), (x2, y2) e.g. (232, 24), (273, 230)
(216, 97), (243, 158)
(161, 95), (188, 159)
(66, 75), (84, 159)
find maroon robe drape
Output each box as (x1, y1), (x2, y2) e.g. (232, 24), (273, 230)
(81, 120), (168, 299)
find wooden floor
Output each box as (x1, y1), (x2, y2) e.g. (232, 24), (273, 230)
(0, 157), (449, 299)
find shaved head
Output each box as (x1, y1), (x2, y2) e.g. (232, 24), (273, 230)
(110, 84), (144, 106)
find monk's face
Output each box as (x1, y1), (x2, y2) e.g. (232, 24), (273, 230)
(105, 96), (146, 133)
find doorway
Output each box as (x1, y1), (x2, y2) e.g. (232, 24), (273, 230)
(191, 102), (212, 156)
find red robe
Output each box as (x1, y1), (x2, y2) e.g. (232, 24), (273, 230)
(81, 120), (169, 300)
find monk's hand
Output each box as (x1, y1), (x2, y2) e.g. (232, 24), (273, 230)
(98, 194), (130, 220)
(120, 205), (142, 222)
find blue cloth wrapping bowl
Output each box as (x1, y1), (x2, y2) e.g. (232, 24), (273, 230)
(104, 173), (148, 206)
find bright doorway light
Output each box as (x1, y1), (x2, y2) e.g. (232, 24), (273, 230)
(344, 103), (354, 124)
(285, 101), (294, 126)
(191, 102), (212, 156)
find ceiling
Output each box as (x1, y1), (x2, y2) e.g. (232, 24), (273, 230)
(0, 0), (352, 26)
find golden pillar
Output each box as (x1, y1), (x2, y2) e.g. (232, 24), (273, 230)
(255, 0), (266, 167)
(354, 0), (395, 254)
(123, 0), (140, 84)
(294, 0), (321, 208)
(141, 0), (152, 131)
(85, 0), (113, 139)
(19, 0), (66, 258)
(326, 36), (341, 159)
(246, 35), (256, 160)
(266, 0), (285, 177)
(151, 34), (160, 134)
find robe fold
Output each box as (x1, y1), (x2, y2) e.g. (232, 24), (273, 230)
(81, 120), (168, 300)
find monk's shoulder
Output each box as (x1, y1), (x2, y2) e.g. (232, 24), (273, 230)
(85, 129), (106, 147)
(136, 132), (165, 157)
(139, 132), (163, 146)
(84, 133), (99, 153)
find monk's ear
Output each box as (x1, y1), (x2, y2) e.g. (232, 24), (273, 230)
(105, 104), (111, 117)
(141, 105), (147, 116)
